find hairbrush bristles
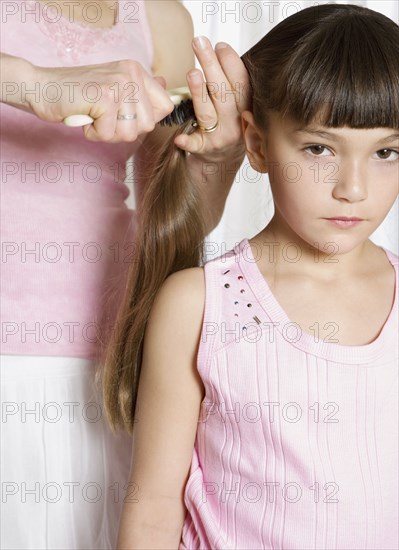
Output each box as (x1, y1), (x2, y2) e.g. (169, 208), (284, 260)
(159, 98), (195, 127)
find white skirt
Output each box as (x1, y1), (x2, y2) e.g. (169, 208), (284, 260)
(1, 355), (132, 550)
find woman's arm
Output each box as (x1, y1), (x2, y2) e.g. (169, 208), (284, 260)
(0, 52), (174, 141)
(140, 0), (249, 233)
(0, 53), (37, 112)
(146, 0), (195, 90)
(117, 267), (206, 549)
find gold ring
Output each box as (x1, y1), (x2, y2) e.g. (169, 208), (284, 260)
(191, 119), (219, 133)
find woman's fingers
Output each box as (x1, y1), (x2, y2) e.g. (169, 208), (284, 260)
(175, 37), (247, 156)
(34, 60), (175, 143)
(192, 37), (238, 111)
(50, 42), (246, 145)
(83, 87), (122, 142)
(141, 70), (175, 123)
(153, 75), (167, 90)
(82, 63), (174, 143)
(187, 69), (219, 129)
(214, 42), (251, 113)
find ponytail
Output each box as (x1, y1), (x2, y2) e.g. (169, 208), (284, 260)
(101, 121), (207, 433)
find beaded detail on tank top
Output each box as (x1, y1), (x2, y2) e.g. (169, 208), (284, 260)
(214, 247), (269, 350)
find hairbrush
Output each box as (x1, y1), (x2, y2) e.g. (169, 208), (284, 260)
(63, 86), (195, 128)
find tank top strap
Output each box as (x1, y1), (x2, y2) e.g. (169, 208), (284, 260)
(198, 240), (270, 379)
(381, 245), (399, 268)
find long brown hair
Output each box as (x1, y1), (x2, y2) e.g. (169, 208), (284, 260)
(102, 4), (399, 433)
(100, 121), (207, 432)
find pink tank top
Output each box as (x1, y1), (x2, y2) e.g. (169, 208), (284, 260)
(180, 238), (399, 550)
(1, 0), (153, 358)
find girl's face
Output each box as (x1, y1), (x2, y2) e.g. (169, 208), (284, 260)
(243, 110), (399, 257)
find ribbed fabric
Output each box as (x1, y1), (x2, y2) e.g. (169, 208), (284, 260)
(180, 238), (399, 550)
(0, 0), (153, 358)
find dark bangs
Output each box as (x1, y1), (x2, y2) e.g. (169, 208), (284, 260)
(244, 4), (399, 129)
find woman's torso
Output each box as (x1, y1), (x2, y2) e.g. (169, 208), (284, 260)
(0, 0), (154, 358)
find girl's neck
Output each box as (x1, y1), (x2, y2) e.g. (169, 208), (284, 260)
(256, 215), (379, 282)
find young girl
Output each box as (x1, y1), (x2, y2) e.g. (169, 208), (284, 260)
(102, 4), (399, 549)
(1, 1), (247, 548)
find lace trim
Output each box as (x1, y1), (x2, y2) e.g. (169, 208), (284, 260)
(26, 0), (128, 64)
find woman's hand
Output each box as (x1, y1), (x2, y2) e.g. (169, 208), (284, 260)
(30, 59), (175, 142)
(174, 37), (250, 161)
(171, 37), (250, 233)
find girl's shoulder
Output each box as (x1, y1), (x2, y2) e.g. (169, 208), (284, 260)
(161, 267), (205, 301)
(149, 267), (206, 338)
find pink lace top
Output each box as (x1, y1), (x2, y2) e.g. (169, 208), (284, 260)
(1, 0), (154, 358)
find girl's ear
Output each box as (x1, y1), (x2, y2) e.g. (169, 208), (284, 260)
(241, 111), (269, 174)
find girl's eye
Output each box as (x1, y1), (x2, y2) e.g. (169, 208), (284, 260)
(375, 149), (399, 161)
(304, 145), (332, 156)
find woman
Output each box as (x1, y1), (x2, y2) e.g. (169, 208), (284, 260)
(0, 0), (249, 548)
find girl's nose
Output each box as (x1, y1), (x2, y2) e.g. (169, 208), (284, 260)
(331, 161), (368, 203)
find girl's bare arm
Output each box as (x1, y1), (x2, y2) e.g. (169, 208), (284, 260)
(117, 267), (206, 549)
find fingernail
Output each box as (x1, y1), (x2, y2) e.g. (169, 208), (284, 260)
(215, 42), (228, 50)
(193, 36), (208, 49)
